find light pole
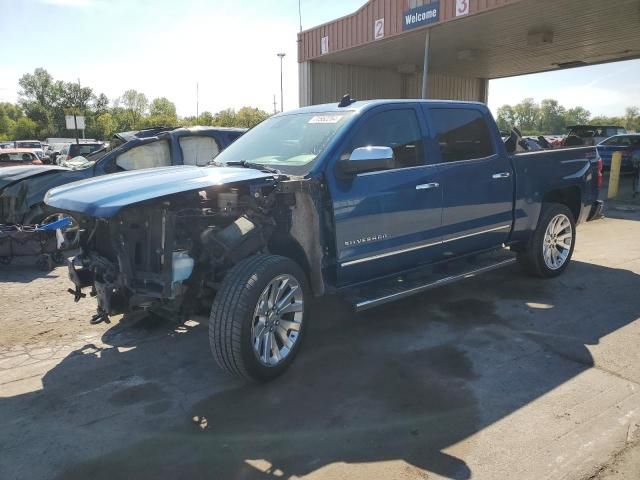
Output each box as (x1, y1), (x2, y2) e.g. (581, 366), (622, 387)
(277, 53), (286, 112)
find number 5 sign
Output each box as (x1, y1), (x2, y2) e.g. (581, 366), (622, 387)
(456, 0), (469, 16)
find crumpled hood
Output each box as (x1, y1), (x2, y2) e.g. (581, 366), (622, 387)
(45, 165), (275, 218)
(0, 165), (70, 189)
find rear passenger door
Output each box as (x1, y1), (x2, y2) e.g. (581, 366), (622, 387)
(427, 107), (514, 257)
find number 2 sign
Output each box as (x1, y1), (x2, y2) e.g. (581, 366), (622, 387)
(456, 0), (469, 16)
(374, 18), (385, 40)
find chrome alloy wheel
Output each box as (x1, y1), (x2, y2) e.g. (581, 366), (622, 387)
(542, 213), (573, 270)
(251, 274), (304, 367)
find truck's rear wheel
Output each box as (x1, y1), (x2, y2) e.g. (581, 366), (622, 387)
(517, 203), (576, 278)
(209, 255), (309, 382)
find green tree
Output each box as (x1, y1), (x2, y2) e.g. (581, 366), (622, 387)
(115, 90), (148, 129)
(12, 117), (38, 140)
(0, 103), (22, 139)
(513, 98), (540, 134)
(564, 106), (591, 126)
(61, 82), (94, 114)
(17, 68), (65, 136)
(146, 97), (178, 127)
(212, 108), (237, 127)
(93, 93), (110, 115)
(149, 97), (177, 118)
(496, 105), (517, 132)
(235, 107), (270, 128)
(198, 111), (214, 126)
(94, 112), (116, 140)
(624, 107), (640, 131)
(538, 99), (567, 134)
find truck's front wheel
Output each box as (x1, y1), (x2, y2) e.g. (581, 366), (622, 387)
(209, 255), (309, 382)
(517, 203), (576, 278)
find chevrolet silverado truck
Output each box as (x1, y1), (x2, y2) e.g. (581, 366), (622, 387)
(45, 98), (603, 382)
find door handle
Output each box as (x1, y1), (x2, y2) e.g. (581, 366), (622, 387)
(416, 183), (440, 190)
(492, 172), (511, 179)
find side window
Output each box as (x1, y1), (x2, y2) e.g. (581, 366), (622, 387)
(430, 108), (495, 162)
(348, 109), (424, 168)
(179, 136), (220, 166)
(116, 140), (171, 171)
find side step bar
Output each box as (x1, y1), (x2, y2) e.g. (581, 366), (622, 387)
(342, 249), (517, 312)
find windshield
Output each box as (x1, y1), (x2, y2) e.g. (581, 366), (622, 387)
(213, 111), (354, 175)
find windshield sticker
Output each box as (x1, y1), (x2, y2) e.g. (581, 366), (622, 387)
(308, 115), (343, 124)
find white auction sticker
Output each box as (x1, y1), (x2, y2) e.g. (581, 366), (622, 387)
(309, 115), (343, 124)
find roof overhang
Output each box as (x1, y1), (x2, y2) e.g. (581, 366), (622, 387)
(304, 0), (640, 79)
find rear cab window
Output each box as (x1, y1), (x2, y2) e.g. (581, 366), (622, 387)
(429, 108), (495, 162)
(116, 140), (171, 170)
(179, 136), (220, 166)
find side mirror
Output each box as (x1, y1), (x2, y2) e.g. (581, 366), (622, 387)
(339, 146), (395, 175)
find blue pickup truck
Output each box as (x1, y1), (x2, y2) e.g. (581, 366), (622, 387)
(45, 99), (603, 382)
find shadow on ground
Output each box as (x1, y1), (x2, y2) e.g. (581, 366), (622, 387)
(2, 260), (639, 480)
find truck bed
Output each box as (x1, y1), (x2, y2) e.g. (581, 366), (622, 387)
(510, 146), (599, 243)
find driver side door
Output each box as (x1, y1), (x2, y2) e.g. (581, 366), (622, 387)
(328, 105), (444, 285)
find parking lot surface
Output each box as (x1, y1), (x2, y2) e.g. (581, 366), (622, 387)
(1, 205), (640, 480)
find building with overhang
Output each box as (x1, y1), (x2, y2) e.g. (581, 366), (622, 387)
(297, 0), (640, 106)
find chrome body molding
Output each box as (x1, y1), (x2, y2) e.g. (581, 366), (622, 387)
(341, 224), (511, 267)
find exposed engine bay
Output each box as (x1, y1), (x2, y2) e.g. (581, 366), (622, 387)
(67, 176), (325, 324)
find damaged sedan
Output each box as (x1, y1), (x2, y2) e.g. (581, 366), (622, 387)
(0, 126), (245, 225)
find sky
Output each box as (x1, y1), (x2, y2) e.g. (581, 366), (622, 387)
(1, 0), (639, 118)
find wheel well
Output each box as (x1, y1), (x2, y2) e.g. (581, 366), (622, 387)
(543, 186), (581, 221)
(267, 234), (313, 285)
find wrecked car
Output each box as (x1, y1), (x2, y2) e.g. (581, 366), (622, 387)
(45, 99), (603, 382)
(0, 126), (246, 225)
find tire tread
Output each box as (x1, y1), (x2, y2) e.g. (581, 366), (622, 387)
(209, 255), (305, 381)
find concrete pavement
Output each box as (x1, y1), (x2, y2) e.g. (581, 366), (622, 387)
(1, 203), (639, 480)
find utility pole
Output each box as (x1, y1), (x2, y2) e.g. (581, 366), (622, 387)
(196, 82), (199, 124)
(298, 0), (302, 32)
(273, 95), (278, 115)
(277, 53), (286, 112)
(76, 78), (82, 143)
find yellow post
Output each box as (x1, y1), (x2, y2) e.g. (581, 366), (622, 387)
(608, 151), (622, 199)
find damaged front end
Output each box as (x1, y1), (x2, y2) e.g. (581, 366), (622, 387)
(67, 179), (281, 323)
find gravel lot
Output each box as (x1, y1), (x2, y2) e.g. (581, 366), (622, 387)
(1, 203), (640, 480)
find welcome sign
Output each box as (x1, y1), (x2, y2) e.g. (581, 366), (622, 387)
(403, 1), (440, 31)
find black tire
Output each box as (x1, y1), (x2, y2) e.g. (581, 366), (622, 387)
(517, 203), (576, 278)
(209, 255), (309, 382)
